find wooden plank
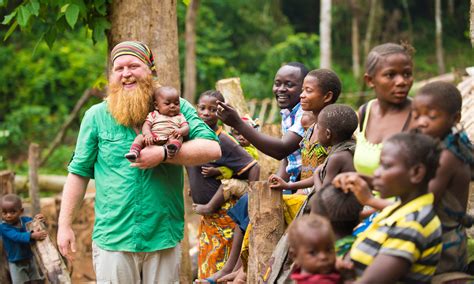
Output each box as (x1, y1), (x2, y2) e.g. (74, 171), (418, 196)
(26, 219), (71, 284)
(248, 181), (284, 283)
(216, 77), (250, 117)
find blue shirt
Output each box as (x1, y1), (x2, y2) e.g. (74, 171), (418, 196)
(1, 216), (33, 262)
(280, 103), (304, 183)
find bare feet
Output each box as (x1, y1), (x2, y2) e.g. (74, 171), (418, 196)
(192, 203), (214, 215)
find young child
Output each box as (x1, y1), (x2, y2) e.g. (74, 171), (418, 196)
(411, 81), (473, 274)
(311, 185), (363, 258)
(1, 194), (47, 284)
(269, 104), (357, 193)
(186, 90), (259, 280)
(340, 132), (443, 283)
(287, 214), (342, 284)
(193, 117), (259, 215)
(125, 86), (189, 161)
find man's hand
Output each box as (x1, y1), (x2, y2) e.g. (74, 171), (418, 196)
(268, 174), (289, 191)
(216, 101), (243, 128)
(57, 224), (76, 262)
(130, 145), (165, 169)
(201, 166), (221, 177)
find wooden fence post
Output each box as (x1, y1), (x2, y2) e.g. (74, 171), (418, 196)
(28, 143), (41, 215)
(0, 170), (14, 283)
(248, 181), (284, 283)
(216, 77), (250, 117)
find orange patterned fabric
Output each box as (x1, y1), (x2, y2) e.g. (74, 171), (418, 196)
(197, 200), (236, 279)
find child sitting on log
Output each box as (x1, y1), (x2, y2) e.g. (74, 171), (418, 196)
(1, 194), (47, 284)
(269, 104), (358, 195)
(193, 116), (259, 215)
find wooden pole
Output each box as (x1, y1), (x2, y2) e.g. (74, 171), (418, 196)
(28, 143), (41, 216)
(248, 181), (284, 283)
(0, 170), (15, 195)
(216, 77), (250, 118)
(26, 219), (71, 284)
(0, 171), (13, 283)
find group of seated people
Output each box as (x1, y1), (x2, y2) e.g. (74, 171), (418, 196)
(188, 42), (474, 284)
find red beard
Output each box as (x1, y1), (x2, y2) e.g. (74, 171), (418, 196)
(107, 74), (154, 128)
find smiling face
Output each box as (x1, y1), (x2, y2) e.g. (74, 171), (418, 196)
(294, 227), (336, 275)
(197, 95), (219, 129)
(273, 65), (304, 110)
(411, 94), (458, 139)
(299, 75), (330, 113)
(1, 201), (23, 226)
(110, 55), (152, 90)
(365, 53), (413, 105)
(155, 88), (180, 117)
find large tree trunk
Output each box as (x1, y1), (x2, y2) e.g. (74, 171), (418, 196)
(108, 0), (180, 89)
(183, 0), (200, 103)
(349, 0), (360, 78)
(319, 0), (331, 69)
(107, 2), (190, 281)
(435, 0), (446, 74)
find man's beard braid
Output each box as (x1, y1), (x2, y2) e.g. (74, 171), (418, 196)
(107, 74), (154, 128)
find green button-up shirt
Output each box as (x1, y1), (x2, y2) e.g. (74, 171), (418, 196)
(68, 99), (217, 252)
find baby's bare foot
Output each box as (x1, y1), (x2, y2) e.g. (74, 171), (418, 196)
(192, 203), (213, 215)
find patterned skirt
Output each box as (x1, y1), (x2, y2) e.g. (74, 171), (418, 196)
(197, 200), (236, 279)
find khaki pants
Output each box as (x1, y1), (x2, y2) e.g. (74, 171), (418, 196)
(92, 242), (180, 284)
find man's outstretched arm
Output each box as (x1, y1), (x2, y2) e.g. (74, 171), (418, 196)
(217, 101), (301, 159)
(131, 138), (221, 169)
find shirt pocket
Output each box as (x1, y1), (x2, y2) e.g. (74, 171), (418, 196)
(98, 131), (129, 166)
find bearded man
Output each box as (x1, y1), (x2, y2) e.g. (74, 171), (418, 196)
(57, 41), (220, 283)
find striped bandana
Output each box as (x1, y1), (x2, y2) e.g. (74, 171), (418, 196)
(111, 41), (157, 76)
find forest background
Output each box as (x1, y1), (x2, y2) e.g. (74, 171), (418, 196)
(0, 0), (472, 180)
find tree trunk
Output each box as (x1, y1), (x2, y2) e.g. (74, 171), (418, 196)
(435, 0), (446, 74)
(401, 0), (413, 43)
(28, 143), (41, 216)
(363, 0), (378, 57)
(248, 181), (284, 283)
(183, 0), (200, 103)
(470, 0), (474, 46)
(350, 0), (361, 78)
(108, 0), (181, 89)
(319, 0), (332, 69)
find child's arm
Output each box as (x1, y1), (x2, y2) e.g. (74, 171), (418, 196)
(356, 254), (410, 283)
(269, 174), (313, 191)
(320, 152), (355, 189)
(201, 166), (222, 178)
(428, 150), (458, 204)
(2, 226), (47, 243)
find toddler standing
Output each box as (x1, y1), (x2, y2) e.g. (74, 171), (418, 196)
(1, 194), (47, 284)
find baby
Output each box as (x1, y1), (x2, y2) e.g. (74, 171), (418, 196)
(288, 214), (342, 284)
(125, 86), (189, 161)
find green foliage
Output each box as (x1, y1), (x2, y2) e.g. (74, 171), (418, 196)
(2, 0), (111, 46)
(0, 31), (106, 166)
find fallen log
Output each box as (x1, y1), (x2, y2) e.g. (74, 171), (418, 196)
(26, 219), (71, 284)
